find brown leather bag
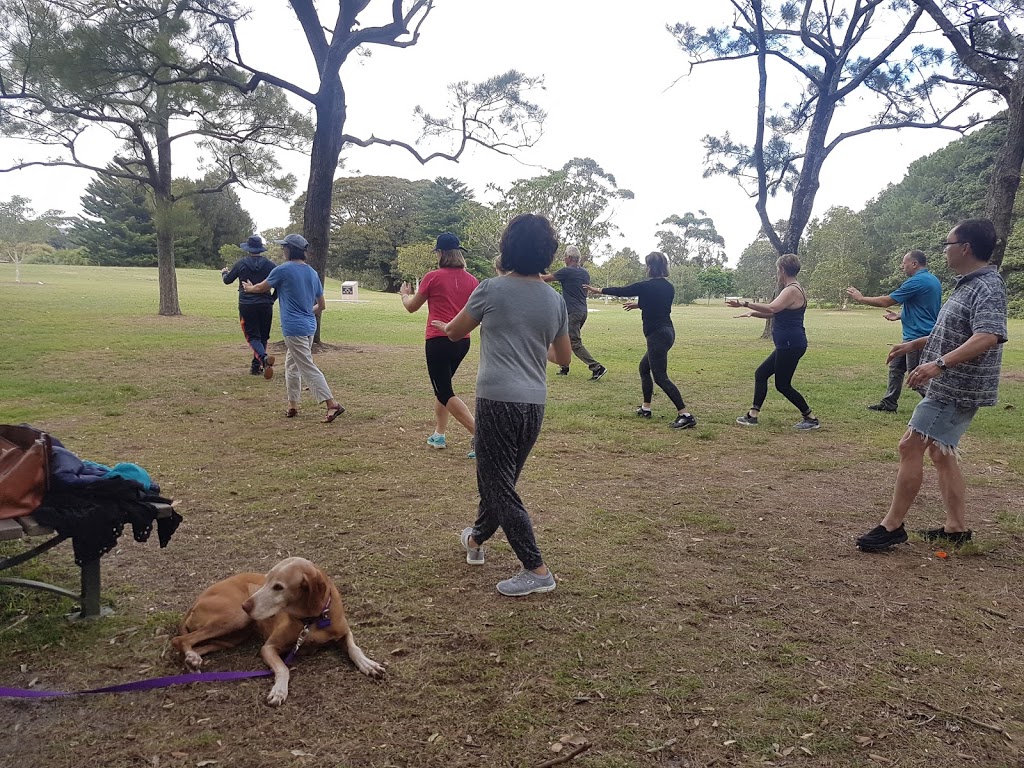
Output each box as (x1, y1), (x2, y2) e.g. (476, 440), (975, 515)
(0, 425), (52, 520)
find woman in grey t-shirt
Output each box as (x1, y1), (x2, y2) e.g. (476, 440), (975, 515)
(433, 214), (570, 597)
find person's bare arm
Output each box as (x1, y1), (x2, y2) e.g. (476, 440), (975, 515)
(242, 279), (272, 294)
(431, 306), (480, 340)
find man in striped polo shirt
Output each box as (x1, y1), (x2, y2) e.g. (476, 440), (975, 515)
(857, 219), (1008, 552)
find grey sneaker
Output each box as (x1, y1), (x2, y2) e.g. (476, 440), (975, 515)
(496, 569), (556, 596)
(794, 417), (821, 431)
(736, 413), (759, 426)
(460, 527), (485, 565)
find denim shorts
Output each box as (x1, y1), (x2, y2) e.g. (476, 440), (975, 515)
(908, 397), (979, 454)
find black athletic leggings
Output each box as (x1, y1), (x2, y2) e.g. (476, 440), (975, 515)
(425, 336), (471, 405)
(753, 347), (810, 414)
(640, 326), (686, 411)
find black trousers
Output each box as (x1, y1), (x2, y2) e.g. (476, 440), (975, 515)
(640, 326), (686, 410)
(239, 304), (273, 360)
(752, 347), (810, 415)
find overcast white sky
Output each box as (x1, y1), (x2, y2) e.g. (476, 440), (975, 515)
(1, 1), (987, 264)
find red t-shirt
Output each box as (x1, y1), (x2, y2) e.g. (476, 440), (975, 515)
(419, 267), (479, 340)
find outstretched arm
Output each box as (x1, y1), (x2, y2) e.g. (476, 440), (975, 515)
(431, 306), (480, 340)
(400, 282), (428, 312)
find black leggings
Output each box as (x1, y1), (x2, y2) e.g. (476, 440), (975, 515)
(425, 336), (470, 405)
(753, 347), (810, 415)
(640, 326), (686, 411)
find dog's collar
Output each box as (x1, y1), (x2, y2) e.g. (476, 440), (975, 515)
(301, 596), (332, 630)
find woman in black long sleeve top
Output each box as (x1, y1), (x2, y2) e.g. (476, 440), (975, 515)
(585, 252), (697, 429)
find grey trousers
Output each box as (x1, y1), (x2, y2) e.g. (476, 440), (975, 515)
(567, 312), (602, 371)
(881, 348), (922, 409)
(283, 335), (334, 404)
(470, 398), (546, 571)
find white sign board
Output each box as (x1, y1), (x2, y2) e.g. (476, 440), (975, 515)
(341, 281), (359, 301)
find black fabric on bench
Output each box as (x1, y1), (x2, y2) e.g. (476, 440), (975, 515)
(33, 477), (181, 566)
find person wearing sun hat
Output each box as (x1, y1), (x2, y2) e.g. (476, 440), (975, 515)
(242, 234), (345, 423)
(222, 235), (277, 378)
(400, 232), (480, 457)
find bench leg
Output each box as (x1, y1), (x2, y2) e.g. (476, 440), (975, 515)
(79, 559), (101, 618)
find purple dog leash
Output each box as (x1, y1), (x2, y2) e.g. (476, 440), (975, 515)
(0, 620), (317, 699)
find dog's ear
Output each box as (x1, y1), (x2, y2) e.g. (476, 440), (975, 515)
(300, 567), (329, 618)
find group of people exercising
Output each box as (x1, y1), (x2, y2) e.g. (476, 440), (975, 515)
(221, 215), (1008, 593)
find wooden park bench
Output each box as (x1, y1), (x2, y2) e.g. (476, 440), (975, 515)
(0, 502), (175, 619)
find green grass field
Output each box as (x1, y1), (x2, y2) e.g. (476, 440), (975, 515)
(1, 263), (1022, 768)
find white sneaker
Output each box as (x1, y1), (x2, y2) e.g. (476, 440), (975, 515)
(460, 527), (485, 565)
(496, 569), (556, 596)
(427, 433), (447, 449)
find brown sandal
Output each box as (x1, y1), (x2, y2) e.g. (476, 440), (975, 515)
(323, 405), (345, 423)
(286, 408), (298, 418)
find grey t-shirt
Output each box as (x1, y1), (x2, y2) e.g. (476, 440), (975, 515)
(465, 275), (569, 404)
(553, 265), (591, 315)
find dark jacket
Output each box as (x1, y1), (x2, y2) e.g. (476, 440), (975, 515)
(223, 256), (276, 306)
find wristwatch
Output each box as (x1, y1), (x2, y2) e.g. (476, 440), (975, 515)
(934, 357), (948, 371)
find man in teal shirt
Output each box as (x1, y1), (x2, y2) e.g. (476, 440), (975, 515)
(847, 250), (942, 412)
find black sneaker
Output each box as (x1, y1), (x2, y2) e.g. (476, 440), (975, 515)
(670, 413), (697, 430)
(867, 403), (898, 412)
(250, 361), (262, 376)
(556, 366), (570, 376)
(636, 406), (652, 418)
(590, 366), (607, 381)
(856, 524), (908, 552)
(736, 413), (759, 426)
(917, 527), (973, 545)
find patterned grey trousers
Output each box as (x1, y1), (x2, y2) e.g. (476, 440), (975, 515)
(469, 398), (546, 571)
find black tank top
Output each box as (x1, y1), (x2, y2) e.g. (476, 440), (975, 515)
(771, 283), (808, 350)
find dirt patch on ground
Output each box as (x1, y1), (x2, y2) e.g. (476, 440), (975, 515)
(1, 345), (1022, 768)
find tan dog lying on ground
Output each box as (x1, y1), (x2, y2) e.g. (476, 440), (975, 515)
(171, 557), (384, 705)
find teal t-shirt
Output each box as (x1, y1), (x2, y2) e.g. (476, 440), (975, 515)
(889, 269), (942, 341)
(266, 260), (323, 337)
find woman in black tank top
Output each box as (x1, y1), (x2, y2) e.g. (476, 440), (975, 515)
(726, 254), (820, 430)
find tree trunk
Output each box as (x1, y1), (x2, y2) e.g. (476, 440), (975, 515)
(154, 192), (181, 316)
(153, 109), (180, 316)
(303, 75), (347, 345)
(986, 82), (1024, 271)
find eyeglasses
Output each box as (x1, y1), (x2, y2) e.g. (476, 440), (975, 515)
(941, 240), (967, 248)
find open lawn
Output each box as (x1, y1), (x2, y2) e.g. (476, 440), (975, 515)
(1, 263), (1022, 768)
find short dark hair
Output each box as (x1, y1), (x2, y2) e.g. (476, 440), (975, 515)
(499, 214), (558, 275)
(645, 251), (670, 278)
(777, 253), (801, 277)
(907, 250), (927, 266)
(953, 218), (997, 261)
(284, 244), (307, 261)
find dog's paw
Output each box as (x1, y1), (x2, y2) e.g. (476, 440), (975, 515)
(266, 683), (288, 706)
(184, 651), (203, 670)
(358, 657), (386, 679)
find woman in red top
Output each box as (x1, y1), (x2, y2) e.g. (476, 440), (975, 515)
(400, 233), (480, 456)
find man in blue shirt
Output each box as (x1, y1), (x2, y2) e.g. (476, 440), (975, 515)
(847, 250), (942, 412)
(243, 234), (344, 423)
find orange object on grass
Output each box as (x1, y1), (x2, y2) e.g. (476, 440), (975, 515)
(935, 551), (948, 559)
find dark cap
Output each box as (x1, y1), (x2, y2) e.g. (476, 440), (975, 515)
(240, 235), (267, 254)
(434, 232), (466, 252)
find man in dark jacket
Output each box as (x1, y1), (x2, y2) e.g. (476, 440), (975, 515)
(222, 235), (277, 378)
